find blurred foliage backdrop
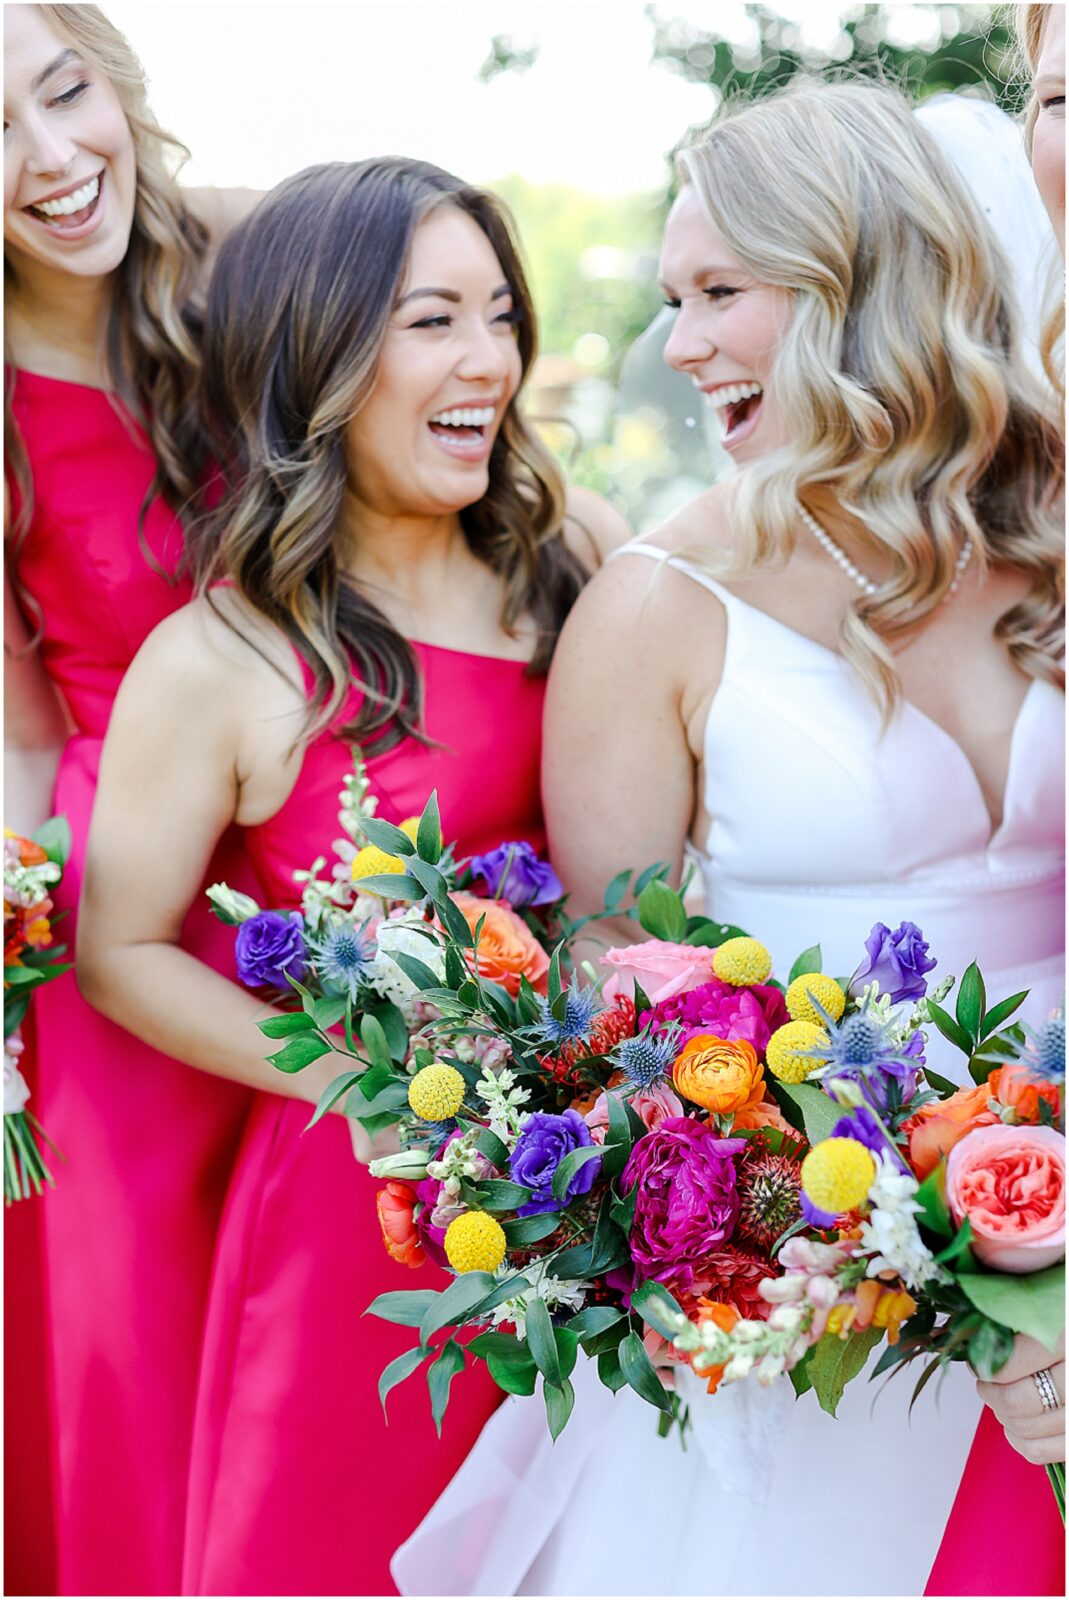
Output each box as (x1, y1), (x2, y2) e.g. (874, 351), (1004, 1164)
(492, 3), (1032, 527)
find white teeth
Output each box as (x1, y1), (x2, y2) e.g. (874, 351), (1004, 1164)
(35, 176), (100, 218)
(707, 381), (763, 410)
(429, 405), (496, 428)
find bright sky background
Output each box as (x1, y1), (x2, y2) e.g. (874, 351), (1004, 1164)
(104, 2), (961, 197)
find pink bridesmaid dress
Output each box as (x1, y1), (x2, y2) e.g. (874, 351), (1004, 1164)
(181, 642), (545, 1596)
(926, 1407), (1065, 1596)
(6, 371), (257, 1596)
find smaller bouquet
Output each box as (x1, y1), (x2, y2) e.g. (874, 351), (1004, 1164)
(4, 818), (71, 1203)
(215, 755), (562, 1139)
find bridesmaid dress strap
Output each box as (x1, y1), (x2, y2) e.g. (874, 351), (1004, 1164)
(605, 540), (737, 610)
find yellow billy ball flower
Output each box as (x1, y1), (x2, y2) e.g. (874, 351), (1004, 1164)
(765, 1020), (827, 1083)
(445, 1211), (507, 1275)
(408, 1062), (465, 1121)
(785, 973), (846, 1027)
(712, 936), (773, 987)
(351, 843), (408, 885)
(801, 1138), (876, 1215)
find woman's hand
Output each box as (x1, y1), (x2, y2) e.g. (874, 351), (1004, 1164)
(975, 1330), (1065, 1466)
(348, 1118), (401, 1167)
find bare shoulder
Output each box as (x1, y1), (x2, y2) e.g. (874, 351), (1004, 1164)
(561, 484), (633, 568)
(651, 479), (739, 562)
(183, 185), (265, 246)
(127, 591), (300, 709)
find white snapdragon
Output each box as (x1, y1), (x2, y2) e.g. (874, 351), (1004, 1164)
(858, 1154), (944, 1291)
(427, 1131), (486, 1199)
(205, 882), (262, 924)
(489, 1259), (588, 1337)
(474, 1062), (530, 1141)
(3, 839), (61, 908)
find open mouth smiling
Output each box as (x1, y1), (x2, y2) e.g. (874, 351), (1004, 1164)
(24, 170), (103, 229)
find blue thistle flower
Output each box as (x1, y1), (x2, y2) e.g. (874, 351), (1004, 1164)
(411, 1119), (456, 1151)
(611, 1024), (680, 1091)
(806, 997), (921, 1113)
(523, 976), (604, 1052)
(308, 918), (377, 1001)
(1020, 1012), (1065, 1084)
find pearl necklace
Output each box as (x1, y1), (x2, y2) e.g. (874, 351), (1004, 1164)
(798, 503), (973, 602)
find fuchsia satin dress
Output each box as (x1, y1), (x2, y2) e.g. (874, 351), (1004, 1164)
(5, 372), (256, 1596)
(180, 643), (545, 1597)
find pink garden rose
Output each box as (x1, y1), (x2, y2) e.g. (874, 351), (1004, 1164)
(640, 977), (789, 1055)
(946, 1123), (1065, 1273)
(599, 939), (715, 1006)
(584, 1082), (684, 1144)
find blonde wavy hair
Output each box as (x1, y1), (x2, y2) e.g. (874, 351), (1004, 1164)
(1015, 1), (1065, 394)
(678, 78), (1064, 716)
(5, 4), (209, 606)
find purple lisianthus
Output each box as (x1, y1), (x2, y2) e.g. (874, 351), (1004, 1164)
(235, 910), (306, 988)
(640, 978), (788, 1054)
(622, 1118), (743, 1290)
(469, 841), (563, 909)
(850, 921), (936, 1005)
(509, 1109), (600, 1215)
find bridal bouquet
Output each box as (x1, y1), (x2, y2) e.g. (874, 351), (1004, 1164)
(4, 818), (71, 1202)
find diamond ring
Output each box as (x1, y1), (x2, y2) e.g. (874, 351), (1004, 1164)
(1033, 1367), (1061, 1413)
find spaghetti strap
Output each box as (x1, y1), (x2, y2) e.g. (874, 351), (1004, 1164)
(606, 540), (736, 608)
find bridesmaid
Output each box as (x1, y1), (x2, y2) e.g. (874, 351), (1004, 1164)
(927, 9), (1066, 1595)
(76, 157), (628, 1594)
(4, 5), (260, 1592)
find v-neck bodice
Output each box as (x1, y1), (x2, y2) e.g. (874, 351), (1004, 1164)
(613, 543), (1064, 1073)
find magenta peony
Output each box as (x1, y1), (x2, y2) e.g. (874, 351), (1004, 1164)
(622, 1117), (743, 1289)
(640, 978), (789, 1054)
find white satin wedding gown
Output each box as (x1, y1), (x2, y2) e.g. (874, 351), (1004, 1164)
(393, 549), (1064, 1597)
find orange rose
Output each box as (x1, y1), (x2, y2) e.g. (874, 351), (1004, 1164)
(903, 1078), (1000, 1180)
(687, 1299), (739, 1394)
(673, 1034), (765, 1117)
(451, 892), (550, 997)
(989, 1061), (1061, 1126)
(730, 1097), (794, 1136)
(375, 1181), (426, 1269)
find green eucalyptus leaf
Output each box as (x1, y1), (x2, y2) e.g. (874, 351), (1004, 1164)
(266, 1033), (333, 1074)
(417, 790), (442, 864)
(807, 1328), (883, 1417)
(636, 878), (687, 942)
(418, 1272), (498, 1346)
(543, 1375), (576, 1440)
(958, 1264), (1065, 1352)
(427, 1339), (466, 1436)
(378, 1346), (427, 1418)
(618, 1330), (673, 1414)
(551, 1142), (611, 1203)
(955, 963), (985, 1043)
(525, 1297), (561, 1386)
(365, 1288), (441, 1327)
(257, 1011), (317, 1039)
(788, 945), (823, 983)
(360, 814), (417, 857)
(979, 990), (1028, 1040)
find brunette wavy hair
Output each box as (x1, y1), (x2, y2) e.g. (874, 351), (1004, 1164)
(678, 78), (1064, 717)
(191, 157), (587, 753)
(5, 4), (210, 611)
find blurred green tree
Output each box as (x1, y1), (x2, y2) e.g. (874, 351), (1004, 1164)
(649, 3), (1022, 114)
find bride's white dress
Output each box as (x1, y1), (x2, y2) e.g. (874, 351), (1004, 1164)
(393, 549), (1065, 1598)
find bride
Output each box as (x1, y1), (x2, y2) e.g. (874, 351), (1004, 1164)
(393, 78), (1064, 1597)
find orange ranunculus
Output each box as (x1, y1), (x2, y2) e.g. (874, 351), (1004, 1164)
(673, 1034), (765, 1118)
(17, 838), (49, 868)
(687, 1299), (740, 1394)
(730, 1096), (795, 1135)
(903, 1077), (1000, 1180)
(375, 1181), (426, 1269)
(450, 892), (550, 997)
(989, 1061), (1061, 1126)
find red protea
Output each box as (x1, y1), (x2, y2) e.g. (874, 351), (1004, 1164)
(537, 995), (636, 1089)
(690, 1245), (777, 1321)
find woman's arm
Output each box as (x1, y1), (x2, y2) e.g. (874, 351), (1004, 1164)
(4, 566), (72, 833)
(562, 483), (633, 568)
(76, 603), (337, 1109)
(543, 548), (715, 963)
